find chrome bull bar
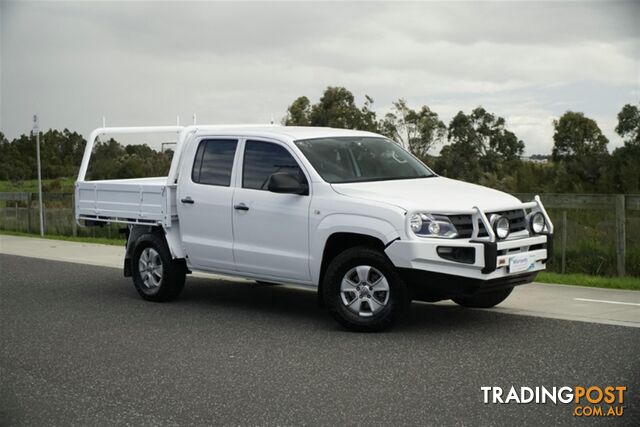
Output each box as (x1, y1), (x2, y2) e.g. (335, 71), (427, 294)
(471, 195), (554, 243)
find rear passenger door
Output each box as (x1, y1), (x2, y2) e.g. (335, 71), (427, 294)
(232, 139), (312, 282)
(177, 138), (239, 271)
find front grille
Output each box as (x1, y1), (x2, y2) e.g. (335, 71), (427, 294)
(449, 209), (527, 238)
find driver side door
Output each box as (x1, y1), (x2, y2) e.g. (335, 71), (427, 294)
(232, 139), (312, 282)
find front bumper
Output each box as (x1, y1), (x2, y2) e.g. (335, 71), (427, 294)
(385, 233), (552, 281)
(385, 195), (554, 281)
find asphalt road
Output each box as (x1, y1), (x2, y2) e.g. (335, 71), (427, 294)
(1, 254), (639, 426)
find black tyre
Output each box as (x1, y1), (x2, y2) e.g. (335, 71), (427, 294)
(131, 233), (186, 302)
(452, 287), (514, 308)
(322, 246), (409, 332)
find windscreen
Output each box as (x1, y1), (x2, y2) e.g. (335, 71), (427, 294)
(294, 137), (435, 183)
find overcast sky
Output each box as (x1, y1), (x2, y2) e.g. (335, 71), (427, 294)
(1, 0), (638, 154)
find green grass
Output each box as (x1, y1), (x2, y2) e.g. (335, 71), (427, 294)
(0, 177), (75, 193)
(0, 230), (124, 246)
(537, 271), (640, 291)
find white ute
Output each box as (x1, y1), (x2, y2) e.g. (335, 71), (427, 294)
(76, 125), (554, 331)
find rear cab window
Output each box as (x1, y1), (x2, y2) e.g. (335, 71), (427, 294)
(191, 139), (238, 186)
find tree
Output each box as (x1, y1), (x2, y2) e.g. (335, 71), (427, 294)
(379, 98), (446, 157)
(0, 132), (23, 180)
(615, 103), (640, 147)
(309, 86), (362, 129)
(359, 95), (379, 133)
(551, 111), (610, 191)
(436, 107), (524, 184)
(611, 103), (640, 192)
(610, 145), (640, 193)
(552, 111), (609, 161)
(284, 96), (311, 126)
(310, 86), (370, 129)
(283, 87), (379, 132)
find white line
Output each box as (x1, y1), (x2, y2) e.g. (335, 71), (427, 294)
(574, 298), (640, 307)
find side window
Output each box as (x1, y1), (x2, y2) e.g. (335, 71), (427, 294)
(242, 140), (307, 190)
(191, 139), (237, 186)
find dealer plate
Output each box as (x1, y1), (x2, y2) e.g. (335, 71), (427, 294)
(509, 254), (532, 273)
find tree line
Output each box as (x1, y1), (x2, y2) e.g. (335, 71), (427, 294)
(1, 87), (638, 194)
(0, 130), (173, 183)
(284, 87), (640, 194)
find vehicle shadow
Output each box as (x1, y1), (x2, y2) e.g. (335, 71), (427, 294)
(159, 276), (512, 333)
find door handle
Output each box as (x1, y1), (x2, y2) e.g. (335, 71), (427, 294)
(234, 203), (249, 211)
(181, 197), (195, 204)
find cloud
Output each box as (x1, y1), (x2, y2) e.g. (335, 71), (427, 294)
(1, 0), (638, 155)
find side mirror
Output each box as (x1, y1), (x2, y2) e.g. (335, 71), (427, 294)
(267, 172), (308, 195)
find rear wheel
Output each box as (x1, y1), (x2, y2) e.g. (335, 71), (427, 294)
(452, 287), (513, 308)
(322, 247), (409, 332)
(132, 233), (186, 302)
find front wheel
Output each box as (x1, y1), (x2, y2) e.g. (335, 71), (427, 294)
(322, 247), (409, 332)
(132, 233), (186, 302)
(452, 287), (513, 308)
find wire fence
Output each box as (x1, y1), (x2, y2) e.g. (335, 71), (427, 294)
(1, 192), (639, 277)
(514, 193), (639, 277)
(0, 193), (121, 239)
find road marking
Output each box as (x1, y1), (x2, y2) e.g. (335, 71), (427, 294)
(574, 298), (640, 307)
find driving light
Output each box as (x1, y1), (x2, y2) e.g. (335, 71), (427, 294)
(530, 212), (546, 234)
(409, 214), (423, 232)
(490, 214), (510, 239)
(410, 213), (458, 238)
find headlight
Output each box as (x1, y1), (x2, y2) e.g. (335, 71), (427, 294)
(409, 214), (422, 232)
(490, 214), (510, 239)
(529, 212), (546, 234)
(410, 213), (458, 238)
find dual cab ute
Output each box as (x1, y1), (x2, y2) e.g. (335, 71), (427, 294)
(75, 125), (553, 331)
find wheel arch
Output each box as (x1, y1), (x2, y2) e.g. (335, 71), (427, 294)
(312, 214), (400, 286)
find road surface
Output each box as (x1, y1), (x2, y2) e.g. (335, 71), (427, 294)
(2, 235), (639, 327)
(1, 253), (638, 425)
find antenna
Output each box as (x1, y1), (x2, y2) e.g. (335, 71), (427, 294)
(176, 115), (180, 126)
(192, 113), (197, 125)
(102, 116), (106, 127)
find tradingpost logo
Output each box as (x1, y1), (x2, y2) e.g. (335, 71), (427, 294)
(481, 385), (628, 417)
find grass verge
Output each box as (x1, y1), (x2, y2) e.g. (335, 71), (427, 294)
(0, 230), (124, 246)
(537, 271), (640, 291)
(0, 177), (75, 193)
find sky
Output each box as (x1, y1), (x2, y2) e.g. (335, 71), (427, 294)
(1, 0), (639, 155)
